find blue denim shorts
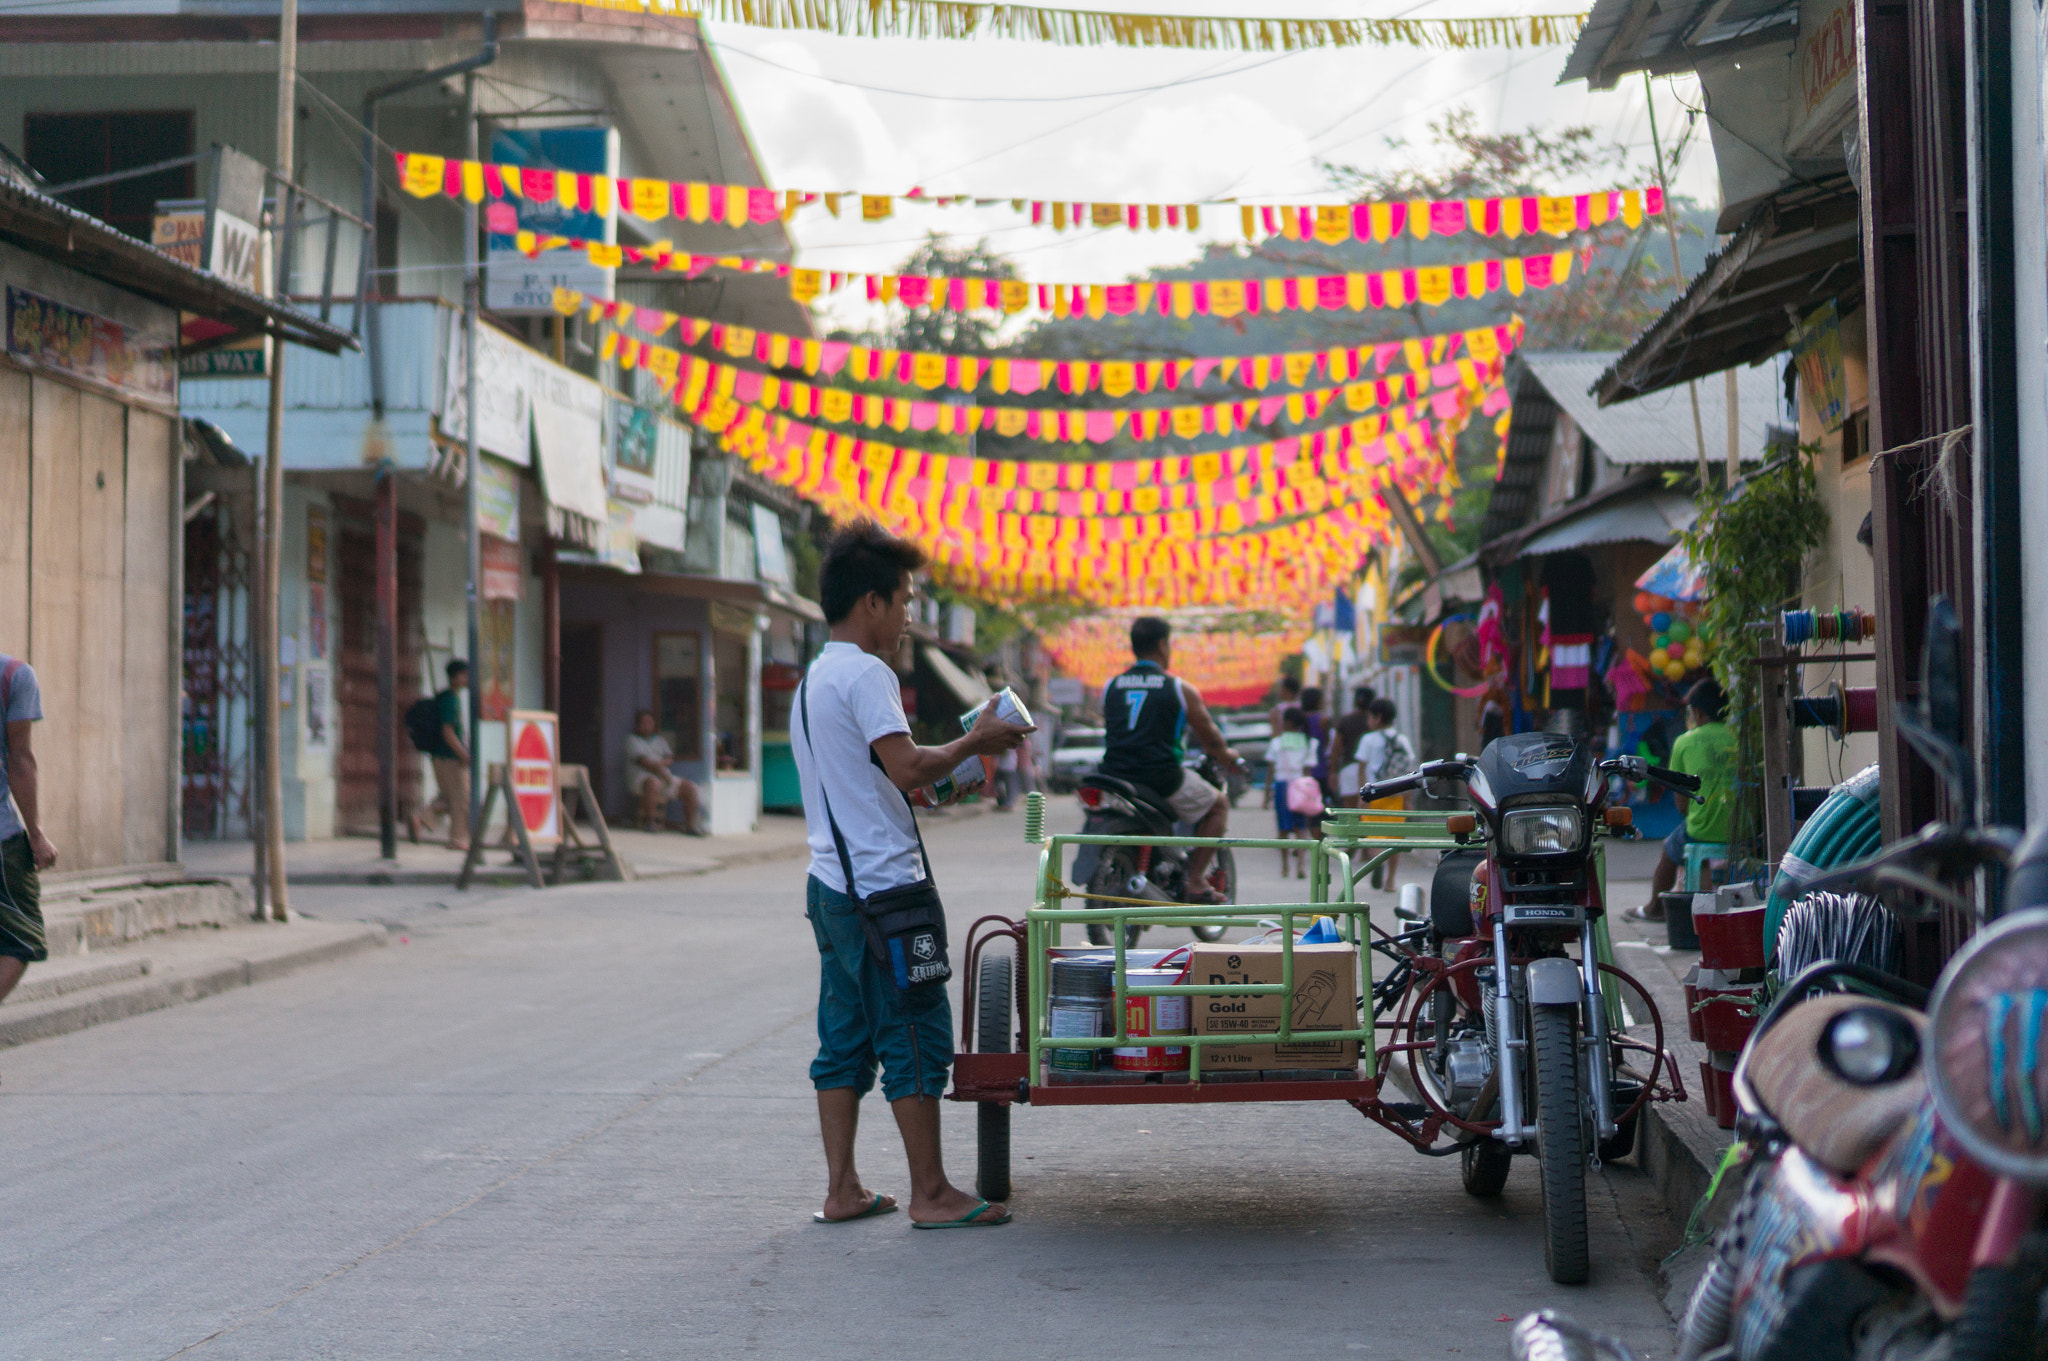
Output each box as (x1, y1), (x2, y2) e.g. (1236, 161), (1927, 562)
(807, 875), (953, 1101)
(1663, 823), (1691, 863)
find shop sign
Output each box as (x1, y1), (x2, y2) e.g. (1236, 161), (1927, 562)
(1800, 0), (1856, 118)
(5, 284), (176, 405)
(485, 127), (614, 313)
(477, 455), (522, 542)
(612, 401), (658, 503)
(1789, 299), (1848, 435)
(507, 710), (561, 847)
(481, 532), (523, 601)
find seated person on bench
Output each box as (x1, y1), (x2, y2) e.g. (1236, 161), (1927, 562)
(626, 710), (704, 835)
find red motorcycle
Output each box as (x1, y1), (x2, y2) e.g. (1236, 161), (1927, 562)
(1672, 600), (2048, 1361)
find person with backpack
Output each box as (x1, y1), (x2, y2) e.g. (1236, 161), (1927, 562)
(1339, 697), (1417, 888)
(406, 660), (471, 851)
(0, 654), (54, 1009)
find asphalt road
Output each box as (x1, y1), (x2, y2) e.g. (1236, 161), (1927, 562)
(2, 800), (1679, 1361)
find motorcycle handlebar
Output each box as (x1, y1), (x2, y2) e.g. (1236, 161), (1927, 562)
(1599, 755), (1700, 795)
(1359, 757), (1470, 805)
(1784, 822), (2019, 899)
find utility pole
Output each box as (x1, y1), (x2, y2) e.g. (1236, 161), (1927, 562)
(463, 69), (484, 858)
(1644, 73), (1710, 486)
(259, 0), (298, 920)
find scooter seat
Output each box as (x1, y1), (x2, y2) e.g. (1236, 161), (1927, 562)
(1080, 772), (1177, 824)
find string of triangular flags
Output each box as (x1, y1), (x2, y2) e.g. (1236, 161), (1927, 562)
(612, 331), (1506, 444)
(398, 151), (1659, 244)
(550, 2), (1584, 53)
(509, 231), (1575, 314)
(686, 384), (1475, 538)
(555, 287), (1524, 396)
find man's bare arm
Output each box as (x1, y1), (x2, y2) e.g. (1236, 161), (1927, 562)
(1181, 687), (1241, 768)
(8, 719), (54, 868)
(870, 700), (1033, 793)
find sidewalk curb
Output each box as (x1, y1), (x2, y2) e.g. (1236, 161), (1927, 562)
(0, 922), (388, 1051)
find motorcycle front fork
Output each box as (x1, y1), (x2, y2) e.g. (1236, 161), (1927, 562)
(1489, 920), (1617, 1149)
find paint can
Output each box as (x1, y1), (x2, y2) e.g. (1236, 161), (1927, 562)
(1112, 966), (1190, 1072)
(1048, 957), (1115, 1072)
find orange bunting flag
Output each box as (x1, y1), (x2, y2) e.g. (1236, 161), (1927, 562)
(393, 149), (1656, 246)
(558, 289), (1525, 398)
(514, 234), (1575, 316)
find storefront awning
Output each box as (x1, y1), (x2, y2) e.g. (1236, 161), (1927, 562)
(1482, 470), (1697, 567)
(921, 643), (991, 710)
(1596, 177), (1860, 405)
(1520, 489), (1698, 557)
(559, 563), (825, 623)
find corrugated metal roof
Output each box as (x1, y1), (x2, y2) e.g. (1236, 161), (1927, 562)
(1519, 351), (1786, 467)
(1559, 0), (1797, 90)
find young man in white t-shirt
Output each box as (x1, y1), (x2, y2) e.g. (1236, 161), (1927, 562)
(792, 522), (1032, 1229)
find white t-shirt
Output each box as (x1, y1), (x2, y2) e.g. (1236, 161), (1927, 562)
(625, 732), (673, 769)
(792, 641), (923, 896)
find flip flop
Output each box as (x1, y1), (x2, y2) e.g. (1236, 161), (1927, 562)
(812, 1194), (898, 1224)
(911, 1199), (1011, 1230)
(1623, 906), (1665, 923)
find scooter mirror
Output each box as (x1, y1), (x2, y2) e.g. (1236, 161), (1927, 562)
(1921, 595), (1965, 746)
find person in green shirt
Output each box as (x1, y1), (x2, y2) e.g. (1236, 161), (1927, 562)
(1632, 679), (1736, 921)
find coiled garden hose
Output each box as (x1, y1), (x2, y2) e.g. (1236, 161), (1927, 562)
(1764, 764), (1882, 968)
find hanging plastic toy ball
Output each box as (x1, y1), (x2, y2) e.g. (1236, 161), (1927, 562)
(1652, 633), (1670, 652)
(1650, 611), (1673, 633)
(1649, 647), (1670, 670)
(1667, 620), (1692, 644)
(1633, 591), (1653, 615)
(1665, 660), (1688, 680)
(1648, 595), (1673, 613)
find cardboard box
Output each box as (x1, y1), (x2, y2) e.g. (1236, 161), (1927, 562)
(1188, 942), (1360, 1072)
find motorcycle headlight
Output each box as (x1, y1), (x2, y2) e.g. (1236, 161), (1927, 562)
(1818, 1006), (1920, 1085)
(1501, 807), (1582, 855)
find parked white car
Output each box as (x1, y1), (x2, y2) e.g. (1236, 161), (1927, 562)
(1046, 726), (1106, 793)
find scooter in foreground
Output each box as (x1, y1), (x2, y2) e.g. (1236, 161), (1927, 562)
(1070, 751), (1239, 946)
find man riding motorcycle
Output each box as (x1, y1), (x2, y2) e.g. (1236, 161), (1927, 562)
(1097, 616), (1245, 904)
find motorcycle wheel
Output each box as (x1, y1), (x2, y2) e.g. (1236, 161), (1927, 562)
(1189, 849), (1236, 943)
(1460, 1137), (1513, 1196)
(1085, 848), (1145, 949)
(1533, 1002), (1591, 1285)
(975, 951), (1014, 1202)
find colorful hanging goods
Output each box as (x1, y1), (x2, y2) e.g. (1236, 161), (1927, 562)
(559, 287), (1526, 397)
(398, 150), (1656, 245)
(1780, 607), (1877, 647)
(1424, 618), (1493, 697)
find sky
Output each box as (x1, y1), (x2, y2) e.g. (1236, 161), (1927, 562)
(699, 0), (1718, 331)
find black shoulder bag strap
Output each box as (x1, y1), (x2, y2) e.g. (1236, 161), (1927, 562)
(798, 675), (950, 990)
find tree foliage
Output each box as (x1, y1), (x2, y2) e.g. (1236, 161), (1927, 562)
(891, 234), (1018, 355)
(1680, 449), (1830, 855)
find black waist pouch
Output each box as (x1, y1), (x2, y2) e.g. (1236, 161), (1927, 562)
(857, 879), (951, 990)
(801, 680), (952, 992)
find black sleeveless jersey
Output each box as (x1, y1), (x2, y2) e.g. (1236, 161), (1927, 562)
(1098, 660), (1187, 796)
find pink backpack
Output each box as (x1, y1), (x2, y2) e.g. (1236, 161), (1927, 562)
(1285, 775), (1325, 816)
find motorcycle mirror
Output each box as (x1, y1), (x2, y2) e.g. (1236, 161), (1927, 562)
(1896, 595), (1974, 811)
(1922, 595), (1965, 745)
